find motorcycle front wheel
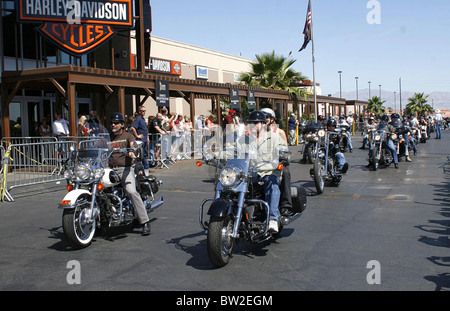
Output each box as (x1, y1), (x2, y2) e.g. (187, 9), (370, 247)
(313, 158), (325, 194)
(62, 195), (96, 249)
(372, 149), (379, 171)
(207, 215), (235, 268)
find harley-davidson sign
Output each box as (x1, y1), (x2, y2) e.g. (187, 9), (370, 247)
(16, 0), (133, 55)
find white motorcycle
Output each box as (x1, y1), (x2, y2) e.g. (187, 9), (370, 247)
(58, 140), (163, 249)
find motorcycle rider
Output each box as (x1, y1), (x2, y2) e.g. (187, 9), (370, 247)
(261, 108), (293, 217)
(367, 114), (399, 169)
(240, 111), (288, 233)
(360, 117), (377, 150)
(402, 114), (418, 156)
(338, 115), (353, 152)
(390, 113), (412, 162)
(326, 119), (349, 174)
(109, 112), (152, 236)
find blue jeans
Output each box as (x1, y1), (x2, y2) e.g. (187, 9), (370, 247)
(334, 152), (346, 169)
(405, 135), (417, 153)
(262, 175), (281, 221)
(436, 122), (442, 139)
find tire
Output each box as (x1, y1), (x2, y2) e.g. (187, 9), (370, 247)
(306, 145), (314, 164)
(313, 158), (325, 194)
(62, 194), (96, 249)
(207, 215), (235, 268)
(372, 148), (378, 171)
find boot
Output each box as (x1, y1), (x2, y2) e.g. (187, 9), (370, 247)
(406, 156), (412, 162)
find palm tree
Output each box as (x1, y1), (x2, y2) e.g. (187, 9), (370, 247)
(405, 93), (434, 116)
(239, 51), (307, 101)
(366, 96), (386, 116)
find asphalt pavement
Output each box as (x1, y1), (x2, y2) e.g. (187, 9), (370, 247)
(0, 131), (449, 291)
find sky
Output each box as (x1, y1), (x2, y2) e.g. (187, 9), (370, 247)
(149, 0), (450, 105)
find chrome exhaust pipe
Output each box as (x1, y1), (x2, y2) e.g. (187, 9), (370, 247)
(149, 196), (164, 211)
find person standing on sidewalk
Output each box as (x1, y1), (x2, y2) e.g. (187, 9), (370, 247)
(434, 112), (443, 139)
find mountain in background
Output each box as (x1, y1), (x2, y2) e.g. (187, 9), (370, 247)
(330, 90), (450, 111)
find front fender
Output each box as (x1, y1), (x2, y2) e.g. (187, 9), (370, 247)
(207, 199), (232, 218)
(59, 189), (91, 209)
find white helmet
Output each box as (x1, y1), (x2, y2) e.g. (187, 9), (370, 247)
(261, 108), (276, 119)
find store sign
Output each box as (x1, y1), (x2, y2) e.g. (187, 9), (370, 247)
(195, 66), (208, 80)
(247, 90), (256, 110)
(147, 58), (182, 75)
(230, 88), (240, 109)
(156, 80), (170, 107)
(16, 0), (133, 56)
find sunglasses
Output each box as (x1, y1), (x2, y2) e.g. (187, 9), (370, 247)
(110, 121), (122, 125)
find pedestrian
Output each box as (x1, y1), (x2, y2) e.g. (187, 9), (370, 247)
(288, 113), (298, 146)
(131, 105), (150, 175)
(434, 112), (443, 139)
(52, 112), (69, 138)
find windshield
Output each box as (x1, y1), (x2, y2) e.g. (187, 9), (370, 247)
(75, 134), (112, 167)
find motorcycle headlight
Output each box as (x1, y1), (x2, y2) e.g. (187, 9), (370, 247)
(94, 168), (105, 179)
(64, 169), (73, 180)
(219, 167), (241, 188)
(375, 135), (381, 141)
(74, 164), (92, 181)
(318, 130), (325, 137)
(391, 134), (398, 140)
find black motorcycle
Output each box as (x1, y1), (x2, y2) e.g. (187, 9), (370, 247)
(311, 131), (344, 194)
(370, 130), (395, 170)
(198, 147), (306, 268)
(301, 122), (325, 164)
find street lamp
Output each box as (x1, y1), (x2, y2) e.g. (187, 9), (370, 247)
(355, 77), (359, 100)
(368, 81), (371, 99)
(338, 71), (343, 98)
(379, 85), (382, 99)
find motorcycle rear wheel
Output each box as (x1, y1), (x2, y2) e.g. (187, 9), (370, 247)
(207, 215), (235, 268)
(62, 196), (96, 249)
(313, 159), (325, 194)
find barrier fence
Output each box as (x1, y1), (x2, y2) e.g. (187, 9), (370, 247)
(0, 129), (220, 202)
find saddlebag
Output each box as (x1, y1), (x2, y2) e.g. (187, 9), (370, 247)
(291, 185), (307, 213)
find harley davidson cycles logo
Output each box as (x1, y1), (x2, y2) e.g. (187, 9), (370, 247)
(16, 0), (133, 56)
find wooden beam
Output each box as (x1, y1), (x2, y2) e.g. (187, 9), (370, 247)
(118, 86), (125, 115)
(49, 78), (66, 97)
(67, 82), (77, 136)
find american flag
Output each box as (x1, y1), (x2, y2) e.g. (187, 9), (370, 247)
(299, 0), (312, 52)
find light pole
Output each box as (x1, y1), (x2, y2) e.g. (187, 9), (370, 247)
(338, 71), (343, 98)
(394, 92), (397, 112)
(355, 77), (359, 100)
(368, 81), (371, 99)
(379, 85), (382, 99)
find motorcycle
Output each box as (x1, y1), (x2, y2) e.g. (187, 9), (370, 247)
(310, 130), (343, 194)
(300, 122), (324, 164)
(370, 130), (396, 170)
(198, 147), (307, 268)
(419, 124), (428, 143)
(58, 139), (163, 249)
(337, 124), (351, 152)
(411, 126), (420, 146)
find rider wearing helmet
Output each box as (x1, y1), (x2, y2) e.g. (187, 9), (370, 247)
(240, 111), (288, 233)
(367, 114), (399, 169)
(109, 112), (152, 235)
(327, 119), (349, 174)
(261, 108), (293, 217)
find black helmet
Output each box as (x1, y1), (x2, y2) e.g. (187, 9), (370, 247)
(110, 112), (125, 123)
(247, 111), (267, 124)
(391, 113), (401, 119)
(327, 119), (337, 127)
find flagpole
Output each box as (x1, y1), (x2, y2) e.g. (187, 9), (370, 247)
(310, 0), (318, 122)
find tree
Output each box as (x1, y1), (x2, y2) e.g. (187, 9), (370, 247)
(366, 96), (386, 116)
(239, 51), (308, 102)
(404, 92), (434, 116)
